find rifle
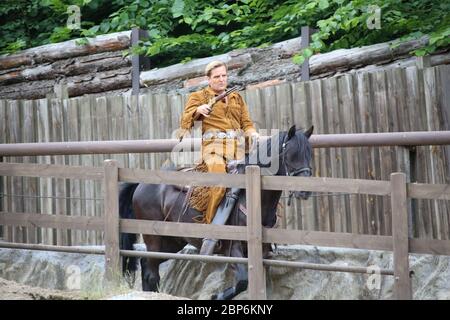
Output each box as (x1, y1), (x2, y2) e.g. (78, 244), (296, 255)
(193, 86), (238, 121)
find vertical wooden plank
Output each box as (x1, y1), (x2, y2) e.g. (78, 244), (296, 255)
(146, 93), (157, 169)
(0, 100), (6, 240)
(66, 97), (82, 245)
(169, 93), (183, 137)
(423, 67), (442, 239)
(95, 96), (110, 244)
(405, 67), (431, 239)
(434, 66), (450, 240)
(50, 98), (68, 245)
(245, 165), (266, 300)
(22, 100), (37, 243)
(136, 94), (146, 168)
(154, 93), (171, 167)
(61, 97), (73, 244)
(276, 83), (295, 229)
(390, 173), (412, 299)
(425, 66), (449, 240)
(292, 81), (314, 231)
(79, 96), (95, 244)
(355, 72), (371, 234)
(338, 74), (359, 234)
(367, 72), (380, 235)
(436, 65), (450, 240)
(103, 159), (120, 287)
(108, 95), (127, 167)
(276, 83), (293, 131)
(310, 78), (330, 232)
(262, 86), (278, 135)
(36, 98), (53, 245)
(153, 94), (163, 168)
(126, 94), (141, 169)
(139, 94), (151, 169)
(246, 87), (265, 133)
(367, 72), (379, 236)
(372, 70), (389, 236)
(389, 68), (410, 237)
(178, 92), (201, 167)
(168, 93), (185, 167)
(323, 77), (345, 233)
(9, 100), (24, 243)
(3, 99), (13, 241)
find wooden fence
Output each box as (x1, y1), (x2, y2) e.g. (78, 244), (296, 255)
(0, 64), (449, 245)
(1, 160), (450, 299)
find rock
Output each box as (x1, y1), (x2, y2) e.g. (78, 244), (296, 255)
(159, 245), (450, 300)
(0, 247), (105, 292)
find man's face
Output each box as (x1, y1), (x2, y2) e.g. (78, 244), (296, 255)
(208, 66), (227, 93)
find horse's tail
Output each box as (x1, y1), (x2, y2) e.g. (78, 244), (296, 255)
(119, 182), (139, 279)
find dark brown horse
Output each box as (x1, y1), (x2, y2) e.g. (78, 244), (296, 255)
(119, 125), (313, 299)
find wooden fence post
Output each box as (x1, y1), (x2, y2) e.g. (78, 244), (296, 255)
(300, 26), (317, 82)
(390, 172), (412, 299)
(245, 165), (266, 299)
(103, 159), (121, 287)
(131, 28), (151, 96)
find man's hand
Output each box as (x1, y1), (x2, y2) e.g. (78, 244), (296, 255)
(248, 131), (260, 153)
(195, 104), (212, 118)
(250, 131), (260, 143)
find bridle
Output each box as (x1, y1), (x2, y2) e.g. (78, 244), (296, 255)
(281, 134), (312, 178)
(281, 133), (312, 205)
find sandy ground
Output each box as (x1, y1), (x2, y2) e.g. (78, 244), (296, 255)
(0, 277), (84, 300)
(0, 277), (188, 300)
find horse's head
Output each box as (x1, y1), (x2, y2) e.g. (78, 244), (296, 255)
(281, 125), (314, 200)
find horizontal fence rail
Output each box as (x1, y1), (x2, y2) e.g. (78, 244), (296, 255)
(1, 131), (450, 156)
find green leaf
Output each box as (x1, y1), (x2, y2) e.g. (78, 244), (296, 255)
(148, 29), (160, 38)
(90, 25), (99, 34)
(303, 48), (313, 58)
(319, 0), (329, 10)
(414, 49), (427, 56)
(305, 2), (317, 10)
(171, 0), (185, 18)
(293, 54), (305, 65)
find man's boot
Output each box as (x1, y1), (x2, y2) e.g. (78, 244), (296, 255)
(199, 187), (241, 255)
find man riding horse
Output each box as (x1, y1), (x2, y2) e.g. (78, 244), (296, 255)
(178, 61), (259, 255)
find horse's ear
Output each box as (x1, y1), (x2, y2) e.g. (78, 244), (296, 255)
(287, 125), (296, 140)
(304, 125), (314, 138)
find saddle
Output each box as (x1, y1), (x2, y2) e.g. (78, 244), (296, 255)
(172, 160), (245, 219)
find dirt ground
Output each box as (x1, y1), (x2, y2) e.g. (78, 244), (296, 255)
(0, 277), (188, 300)
(0, 277), (84, 300)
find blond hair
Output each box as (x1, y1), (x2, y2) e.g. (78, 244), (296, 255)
(205, 61), (227, 77)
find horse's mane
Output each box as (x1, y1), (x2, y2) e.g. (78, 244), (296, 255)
(239, 128), (311, 172)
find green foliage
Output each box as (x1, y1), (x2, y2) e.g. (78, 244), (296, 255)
(1, 0), (448, 69)
(293, 0), (450, 64)
(0, 0), (117, 54)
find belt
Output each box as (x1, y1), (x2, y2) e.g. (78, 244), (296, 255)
(203, 131), (239, 140)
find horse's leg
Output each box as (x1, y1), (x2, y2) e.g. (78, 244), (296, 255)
(140, 234), (186, 292)
(141, 235), (163, 292)
(212, 241), (248, 300)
